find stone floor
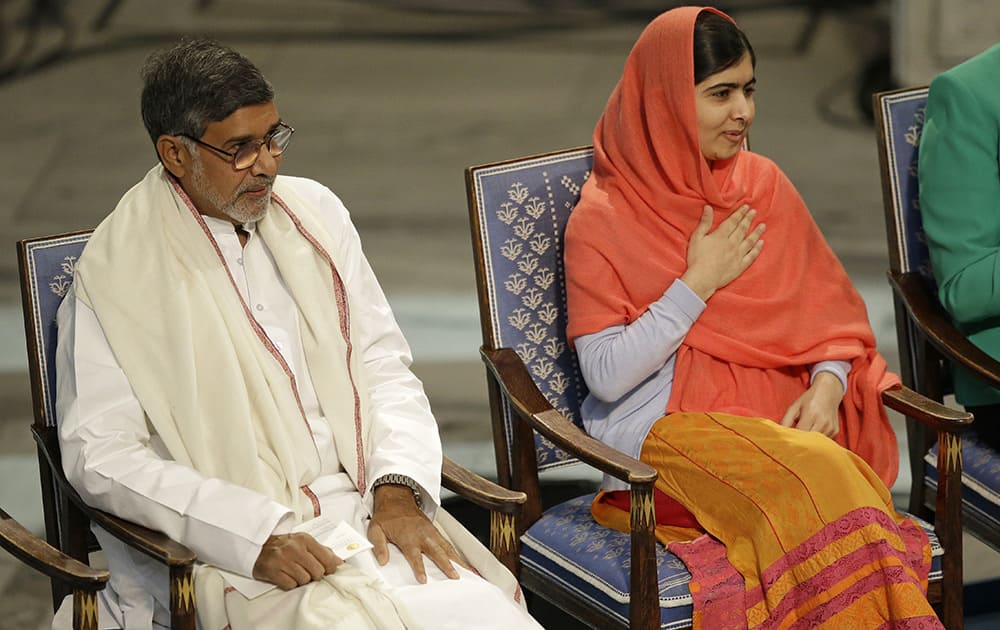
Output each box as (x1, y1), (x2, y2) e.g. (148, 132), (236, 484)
(0, 0), (998, 627)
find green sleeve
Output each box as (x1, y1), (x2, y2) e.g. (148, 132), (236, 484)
(918, 71), (1000, 327)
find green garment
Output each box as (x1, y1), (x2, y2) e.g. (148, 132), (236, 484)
(919, 42), (1000, 405)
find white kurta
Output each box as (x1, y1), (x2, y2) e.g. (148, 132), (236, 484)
(55, 178), (538, 629)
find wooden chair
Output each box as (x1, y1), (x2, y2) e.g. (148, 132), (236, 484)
(466, 146), (971, 629)
(16, 230), (526, 629)
(0, 506), (108, 630)
(875, 87), (1000, 555)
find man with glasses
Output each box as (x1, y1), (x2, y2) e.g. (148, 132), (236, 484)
(54, 38), (539, 629)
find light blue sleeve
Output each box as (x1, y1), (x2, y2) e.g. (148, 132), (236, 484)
(574, 279), (705, 402)
(811, 360), (850, 396)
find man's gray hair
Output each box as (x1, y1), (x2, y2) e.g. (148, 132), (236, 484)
(140, 37), (274, 143)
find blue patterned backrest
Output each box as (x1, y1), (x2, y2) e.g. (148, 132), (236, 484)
(19, 232), (91, 429)
(468, 148), (594, 472)
(877, 88), (933, 284)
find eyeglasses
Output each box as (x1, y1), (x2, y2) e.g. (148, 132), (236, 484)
(182, 121), (295, 170)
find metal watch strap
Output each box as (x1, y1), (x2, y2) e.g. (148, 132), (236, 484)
(372, 473), (423, 510)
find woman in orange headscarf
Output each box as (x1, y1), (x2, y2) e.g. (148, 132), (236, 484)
(565, 6), (940, 628)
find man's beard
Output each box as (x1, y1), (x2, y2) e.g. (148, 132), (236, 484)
(189, 156), (274, 225)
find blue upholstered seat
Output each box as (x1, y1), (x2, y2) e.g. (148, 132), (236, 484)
(925, 435), (1000, 541)
(521, 495), (694, 629)
(520, 493), (943, 629)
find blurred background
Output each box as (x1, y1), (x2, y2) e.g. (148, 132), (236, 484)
(1, 0), (999, 627)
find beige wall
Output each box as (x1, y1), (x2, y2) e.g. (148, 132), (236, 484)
(893, 0), (1000, 85)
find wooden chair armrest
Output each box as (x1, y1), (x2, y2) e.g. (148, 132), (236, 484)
(482, 350), (659, 627)
(85, 509), (197, 567)
(882, 382), (969, 626)
(441, 456), (526, 514)
(889, 270), (1000, 387)
(83, 501), (198, 629)
(0, 507), (108, 590)
(881, 385), (973, 432)
(441, 456), (525, 574)
(481, 347), (657, 486)
(33, 429), (197, 567)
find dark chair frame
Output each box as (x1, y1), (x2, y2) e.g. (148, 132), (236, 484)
(16, 230), (527, 629)
(467, 146), (971, 629)
(875, 86), (1000, 556)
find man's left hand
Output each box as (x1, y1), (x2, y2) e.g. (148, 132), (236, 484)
(368, 484), (469, 583)
(779, 372), (843, 438)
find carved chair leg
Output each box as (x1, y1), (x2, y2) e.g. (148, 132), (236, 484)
(490, 511), (520, 578)
(72, 590), (100, 630)
(936, 431), (964, 630)
(169, 564), (196, 630)
(629, 483), (658, 630)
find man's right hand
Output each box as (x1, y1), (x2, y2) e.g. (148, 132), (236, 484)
(681, 204), (765, 302)
(252, 532), (343, 590)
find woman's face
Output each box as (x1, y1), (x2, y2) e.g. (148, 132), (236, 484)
(694, 52), (756, 163)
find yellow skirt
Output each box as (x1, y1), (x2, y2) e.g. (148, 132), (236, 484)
(591, 412), (939, 629)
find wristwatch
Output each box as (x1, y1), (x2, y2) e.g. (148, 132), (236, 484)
(373, 473), (423, 510)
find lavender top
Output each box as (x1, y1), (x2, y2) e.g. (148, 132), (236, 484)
(573, 279), (850, 491)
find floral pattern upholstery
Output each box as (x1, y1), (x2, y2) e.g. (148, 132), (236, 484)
(20, 233), (90, 428)
(468, 148), (593, 471)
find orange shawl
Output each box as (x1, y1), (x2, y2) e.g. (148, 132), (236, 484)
(564, 6), (900, 486)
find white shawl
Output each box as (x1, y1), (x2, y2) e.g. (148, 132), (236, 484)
(75, 165), (371, 521)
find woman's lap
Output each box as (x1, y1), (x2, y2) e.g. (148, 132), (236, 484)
(589, 412), (937, 626)
(639, 412), (897, 563)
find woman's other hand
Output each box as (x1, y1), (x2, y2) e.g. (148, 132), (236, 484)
(681, 204), (765, 301)
(779, 372), (843, 437)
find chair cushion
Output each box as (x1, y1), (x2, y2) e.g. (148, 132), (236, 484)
(521, 494), (943, 628)
(924, 434), (1000, 537)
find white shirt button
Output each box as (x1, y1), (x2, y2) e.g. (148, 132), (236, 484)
(237, 257), (244, 266)
(256, 304), (264, 311)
